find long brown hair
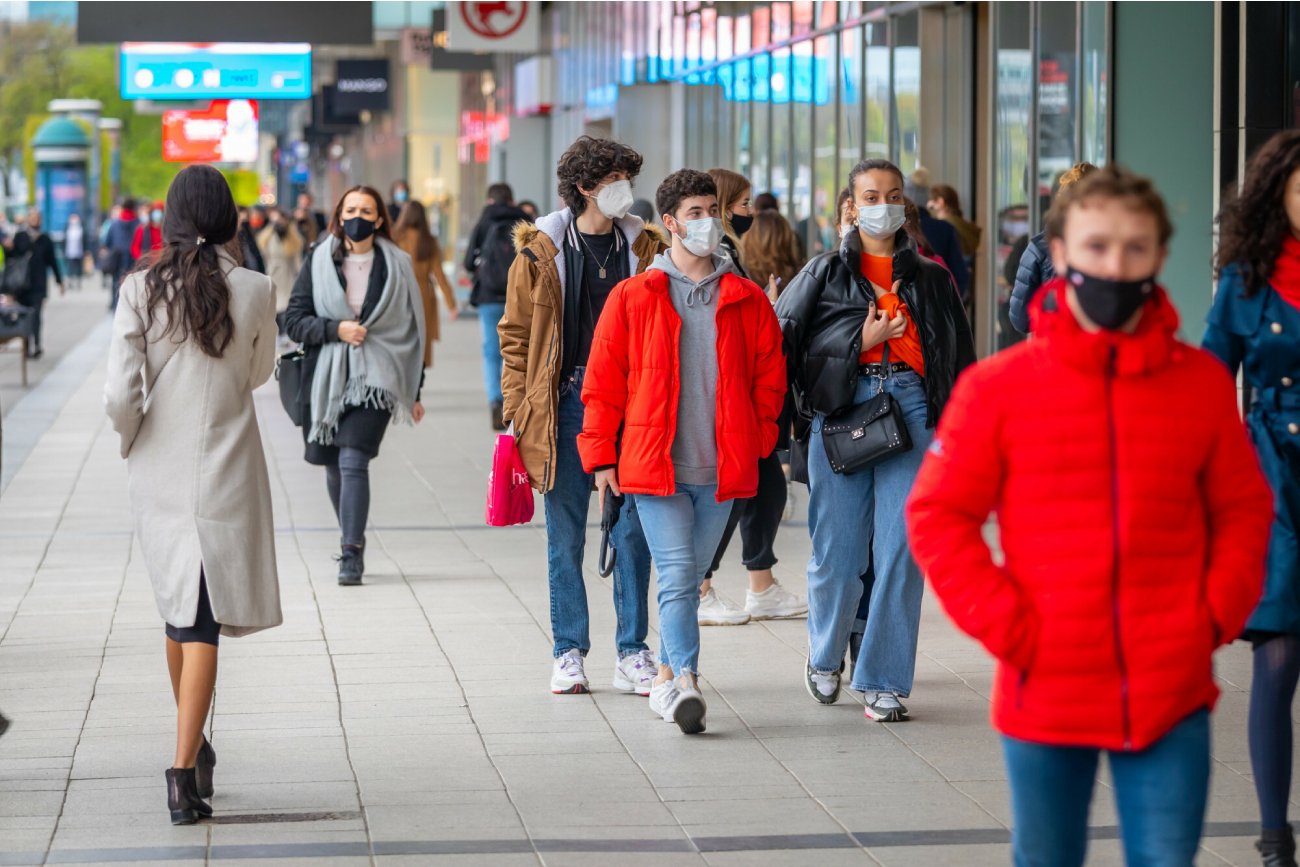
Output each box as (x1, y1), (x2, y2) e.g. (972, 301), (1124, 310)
(708, 167), (751, 239)
(739, 210), (802, 295)
(394, 200), (437, 261)
(142, 165), (237, 358)
(1216, 130), (1300, 295)
(327, 185), (392, 264)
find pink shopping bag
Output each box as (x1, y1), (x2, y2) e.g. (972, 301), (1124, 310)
(485, 431), (535, 527)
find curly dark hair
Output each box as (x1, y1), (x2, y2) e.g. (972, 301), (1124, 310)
(556, 136), (643, 215)
(1216, 130), (1300, 296)
(656, 169), (717, 222)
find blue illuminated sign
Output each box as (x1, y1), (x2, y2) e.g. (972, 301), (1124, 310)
(120, 43), (312, 100)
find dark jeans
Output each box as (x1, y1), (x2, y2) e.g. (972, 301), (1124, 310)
(706, 450), (787, 578)
(326, 446), (371, 546)
(544, 370), (652, 659)
(1002, 709), (1211, 867)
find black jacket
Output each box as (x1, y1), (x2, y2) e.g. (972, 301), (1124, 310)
(238, 223), (266, 274)
(463, 202), (531, 305)
(919, 212), (970, 301)
(9, 230), (62, 301)
(775, 231), (976, 429)
(1009, 231), (1052, 334)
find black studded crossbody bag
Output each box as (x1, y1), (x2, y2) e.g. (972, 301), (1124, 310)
(819, 343), (913, 475)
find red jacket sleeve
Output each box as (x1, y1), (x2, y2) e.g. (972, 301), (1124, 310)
(577, 281), (632, 473)
(1199, 360), (1273, 644)
(130, 225), (143, 260)
(750, 298), (787, 457)
(905, 364), (1040, 670)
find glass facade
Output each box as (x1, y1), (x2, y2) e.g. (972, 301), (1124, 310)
(530, 0), (1112, 357)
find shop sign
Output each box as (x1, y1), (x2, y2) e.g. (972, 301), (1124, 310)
(334, 60), (391, 113)
(162, 99), (259, 164)
(446, 2), (539, 54)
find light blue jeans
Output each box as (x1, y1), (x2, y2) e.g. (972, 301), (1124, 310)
(806, 370), (932, 696)
(478, 302), (506, 406)
(634, 483), (734, 675)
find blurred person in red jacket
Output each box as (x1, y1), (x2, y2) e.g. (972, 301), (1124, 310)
(906, 165), (1274, 867)
(131, 201), (165, 263)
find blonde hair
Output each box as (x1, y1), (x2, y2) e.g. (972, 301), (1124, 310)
(708, 167), (752, 241)
(1056, 162), (1098, 194)
(739, 210), (802, 297)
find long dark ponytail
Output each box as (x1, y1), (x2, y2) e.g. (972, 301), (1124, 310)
(142, 165), (239, 358)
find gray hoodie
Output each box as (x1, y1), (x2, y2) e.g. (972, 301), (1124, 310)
(650, 249), (734, 487)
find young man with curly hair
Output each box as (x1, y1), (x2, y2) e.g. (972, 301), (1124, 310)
(499, 136), (665, 697)
(579, 170), (786, 733)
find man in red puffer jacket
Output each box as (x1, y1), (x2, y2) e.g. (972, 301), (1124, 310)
(907, 165), (1274, 867)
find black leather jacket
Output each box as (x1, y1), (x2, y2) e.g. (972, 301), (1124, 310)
(774, 230), (976, 429)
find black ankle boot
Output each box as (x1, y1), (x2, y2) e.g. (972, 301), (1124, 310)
(337, 544), (364, 586)
(165, 767), (212, 825)
(1259, 826), (1298, 867)
(195, 736), (216, 799)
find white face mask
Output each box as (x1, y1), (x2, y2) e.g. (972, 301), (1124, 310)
(857, 203), (906, 240)
(676, 217), (723, 257)
(595, 179), (634, 220)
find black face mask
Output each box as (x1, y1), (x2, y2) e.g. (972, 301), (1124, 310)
(1066, 266), (1157, 331)
(343, 216), (376, 242)
(730, 213), (754, 236)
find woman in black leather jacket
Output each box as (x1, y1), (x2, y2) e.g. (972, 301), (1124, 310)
(775, 158), (974, 723)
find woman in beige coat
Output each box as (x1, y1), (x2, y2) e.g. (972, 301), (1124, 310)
(104, 165), (282, 826)
(394, 200), (457, 367)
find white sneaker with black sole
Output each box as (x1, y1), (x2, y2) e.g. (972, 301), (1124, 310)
(864, 691), (909, 722)
(669, 685), (707, 734)
(550, 649), (590, 695)
(745, 581), (808, 620)
(613, 649), (656, 696)
(698, 588), (751, 625)
(805, 658), (842, 705)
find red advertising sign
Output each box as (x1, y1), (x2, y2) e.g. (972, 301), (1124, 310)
(162, 99), (259, 163)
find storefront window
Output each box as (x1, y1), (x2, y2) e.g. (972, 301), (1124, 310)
(1037, 2), (1078, 217)
(751, 53), (772, 195)
(733, 59), (754, 178)
(892, 11), (921, 173)
(993, 2), (1032, 352)
(840, 26), (864, 176)
(770, 48), (793, 209)
(1081, 1), (1109, 166)
(865, 20), (890, 159)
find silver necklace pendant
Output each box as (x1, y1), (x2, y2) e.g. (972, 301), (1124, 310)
(598, 268), (607, 279)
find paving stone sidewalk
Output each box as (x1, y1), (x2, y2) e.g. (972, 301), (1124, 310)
(0, 314), (1286, 866)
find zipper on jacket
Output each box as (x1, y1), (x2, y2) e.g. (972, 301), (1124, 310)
(542, 321), (558, 492)
(1105, 345), (1134, 750)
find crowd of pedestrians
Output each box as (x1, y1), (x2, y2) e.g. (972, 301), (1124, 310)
(81, 126), (1300, 867)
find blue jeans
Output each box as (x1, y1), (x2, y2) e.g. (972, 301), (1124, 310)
(545, 372), (652, 659)
(1002, 710), (1211, 867)
(478, 302), (506, 405)
(634, 483), (734, 676)
(806, 370), (932, 695)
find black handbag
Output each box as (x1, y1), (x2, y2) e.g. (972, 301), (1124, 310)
(0, 304), (34, 340)
(276, 348), (307, 427)
(2, 253), (31, 294)
(820, 388), (912, 474)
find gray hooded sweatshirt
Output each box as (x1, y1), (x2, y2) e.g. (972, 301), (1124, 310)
(649, 249), (735, 487)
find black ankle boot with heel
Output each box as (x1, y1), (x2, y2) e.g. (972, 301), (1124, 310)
(1259, 825), (1298, 867)
(165, 767), (212, 825)
(195, 736), (216, 799)
(337, 543), (364, 585)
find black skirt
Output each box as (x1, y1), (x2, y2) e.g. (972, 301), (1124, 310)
(303, 404), (391, 466)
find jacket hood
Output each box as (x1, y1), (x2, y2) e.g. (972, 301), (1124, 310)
(650, 249), (734, 306)
(481, 202), (530, 224)
(1031, 277), (1183, 376)
(513, 208), (654, 255)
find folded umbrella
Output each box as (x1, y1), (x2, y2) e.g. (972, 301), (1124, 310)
(598, 490), (625, 577)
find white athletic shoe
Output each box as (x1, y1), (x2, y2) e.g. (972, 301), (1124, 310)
(745, 581), (808, 620)
(550, 649), (590, 695)
(668, 685), (707, 734)
(613, 649), (657, 696)
(648, 680), (679, 722)
(698, 588), (752, 626)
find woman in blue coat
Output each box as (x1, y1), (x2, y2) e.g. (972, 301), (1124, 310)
(1206, 129), (1300, 867)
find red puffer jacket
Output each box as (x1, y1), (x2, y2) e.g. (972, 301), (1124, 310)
(906, 280), (1273, 751)
(578, 269), (787, 501)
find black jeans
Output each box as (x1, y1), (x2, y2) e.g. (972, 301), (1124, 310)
(706, 451), (788, 578)
(326, 446), (371, 546)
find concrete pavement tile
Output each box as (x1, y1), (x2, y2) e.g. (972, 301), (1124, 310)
(702, 850), (875, 866)
(866, 842), (1011, 866)
(364, 803), (528, 837)
(374, 856), (540, 866)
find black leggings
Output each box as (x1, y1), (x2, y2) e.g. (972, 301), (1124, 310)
(164, 572), (221, 646)
(1250, 633), (1300, 830)
(706, 451), (788, 578)
(326, 446), (371, 546)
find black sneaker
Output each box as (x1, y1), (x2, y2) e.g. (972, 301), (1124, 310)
(1257, 825), (1297, 867)
(805, 659), (841, 705)
(337, 544), (364, 586)
(864, 691), (909, 722)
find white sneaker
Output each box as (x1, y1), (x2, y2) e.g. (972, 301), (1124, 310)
(698, 588), (752, 626)
(550, 649), (590, 695)
(745, 581), (808, 620)
(648, 680), (679, 722)
(669, 684), (707, 734)
(613, 649), (657, 696)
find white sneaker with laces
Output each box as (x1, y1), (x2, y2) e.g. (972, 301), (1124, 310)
(698, 588), (751, 626)
(550, 649), (590, 695)
(648, 680), (679, 722)
(745, 581), (808, 620)
(613, 649), (657, 696)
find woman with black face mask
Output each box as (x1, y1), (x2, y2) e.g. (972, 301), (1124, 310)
(1207, 130), (1300, 867)
(284, 185), (427, 585)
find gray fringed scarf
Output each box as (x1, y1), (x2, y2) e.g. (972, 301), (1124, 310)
(308, 236), (425, 445)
